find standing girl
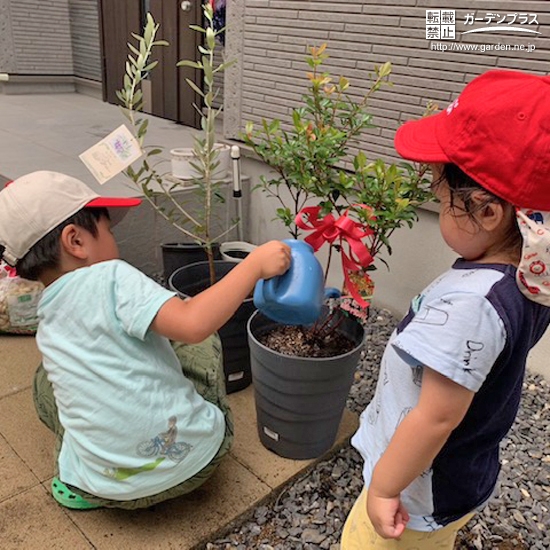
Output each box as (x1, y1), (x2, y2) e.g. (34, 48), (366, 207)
(342, 70), (550, 549)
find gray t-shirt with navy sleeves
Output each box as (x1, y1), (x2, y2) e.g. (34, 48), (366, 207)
(351, 259), (550, 531)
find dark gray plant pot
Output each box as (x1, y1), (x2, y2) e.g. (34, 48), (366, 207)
(247, 307), (365, 459)
(169, 261), (254, 394)
(161, 242), (221, 284)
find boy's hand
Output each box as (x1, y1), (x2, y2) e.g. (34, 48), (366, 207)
(246, 240), (291, 280)
(152, 240), (291, 343)
(367, 491), (409, 539)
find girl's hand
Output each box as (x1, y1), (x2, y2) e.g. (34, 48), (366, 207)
(367, 491), (410, 539)
(366, 368), (474, 538)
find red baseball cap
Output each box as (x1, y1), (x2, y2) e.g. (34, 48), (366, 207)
(0, 171), (141, 265)
(394, 70), (550, 210)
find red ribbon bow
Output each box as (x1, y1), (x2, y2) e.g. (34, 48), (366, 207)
(295, 205), (375, 307)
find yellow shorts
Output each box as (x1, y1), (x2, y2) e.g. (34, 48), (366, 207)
(341, 488), (475, 550)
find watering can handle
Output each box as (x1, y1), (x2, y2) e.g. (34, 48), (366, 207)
(263, 280), (340, 302)
(262, 276), (281, 302)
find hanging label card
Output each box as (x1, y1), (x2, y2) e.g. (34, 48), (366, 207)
(79, 124), (143, 185)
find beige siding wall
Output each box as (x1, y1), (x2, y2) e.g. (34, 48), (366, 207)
(228, 1), (550, 378)
(0, 0), (101, 81)
(68, 0), (101, 82)
(7, 0), (73, 74)
(227, 0), (550, 165)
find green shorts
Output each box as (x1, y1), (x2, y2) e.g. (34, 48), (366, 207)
(32, 333), (233, 509)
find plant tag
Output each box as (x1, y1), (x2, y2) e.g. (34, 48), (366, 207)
(79, 124), (143, 185)
(228, 371), (244, 382)
(263, 426), (279, 441)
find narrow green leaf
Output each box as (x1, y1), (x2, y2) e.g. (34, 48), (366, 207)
(128, 43), (140, 57)
(177, 60), (202, 69)
(185, 78), (205, 98)
(143, 61), (158, 72)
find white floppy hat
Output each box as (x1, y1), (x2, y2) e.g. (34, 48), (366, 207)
(0, 171), (141, 266)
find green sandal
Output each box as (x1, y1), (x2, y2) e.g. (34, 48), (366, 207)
(51, 477), (102, 510)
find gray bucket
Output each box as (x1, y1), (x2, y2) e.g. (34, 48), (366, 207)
(247, 308), (365, 459)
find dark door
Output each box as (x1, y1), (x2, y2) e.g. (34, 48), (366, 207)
(98, 0), (202, 128)
(98, 0), (141, 106)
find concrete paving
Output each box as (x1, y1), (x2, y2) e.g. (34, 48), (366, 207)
(0, 92), (197, 194)
(0, 93), (358, 549)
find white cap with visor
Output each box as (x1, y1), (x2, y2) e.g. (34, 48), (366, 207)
(0, 171), (141, 266)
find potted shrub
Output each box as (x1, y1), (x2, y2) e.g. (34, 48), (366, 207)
(118, 7), (253, 393)
(118, 6), (235, 285)
(243, 44), (432, 459)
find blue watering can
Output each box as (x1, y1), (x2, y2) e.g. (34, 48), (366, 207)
(254, 239), (339, 325)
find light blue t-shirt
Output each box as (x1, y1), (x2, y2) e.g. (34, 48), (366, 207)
(36, 260), (225, 500)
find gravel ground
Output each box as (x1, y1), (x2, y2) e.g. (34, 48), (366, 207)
(207, 307), (550, 550)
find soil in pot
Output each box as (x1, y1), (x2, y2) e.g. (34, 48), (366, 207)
(258, 324), (357, 358)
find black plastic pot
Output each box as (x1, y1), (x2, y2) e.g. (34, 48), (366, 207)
(169, 261), (254, 394)
(161, 242), (221, 284)
(247, 308), (365, 459)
